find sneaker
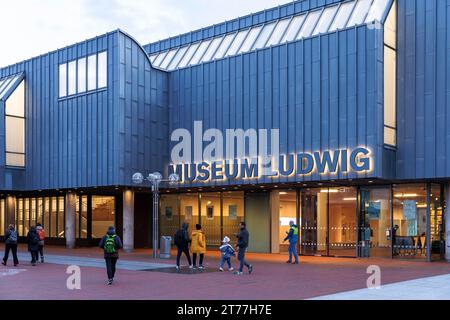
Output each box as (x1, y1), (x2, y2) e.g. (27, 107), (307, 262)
(193, 265), (197, 270)
(219, 267), (224, 272)
(234, 271), (243, 275)
(175, 265), (180, 271)
(229, 267), (234, 272)
(286, 260), (292, 264)
(248, 265), (253, 274)
(1, 261), (6, 266)
(107, 279), (113, 285)
(189, 265), (194, 269)
(199, 265), (205, 270)
(41, 258), (44, 263)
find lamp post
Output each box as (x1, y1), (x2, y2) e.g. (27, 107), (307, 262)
(132, 171), (180, 258)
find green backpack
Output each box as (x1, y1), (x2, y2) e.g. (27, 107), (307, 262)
(104, 235), (117, 254)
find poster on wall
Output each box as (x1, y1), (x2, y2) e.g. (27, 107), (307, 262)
(228, 205), (237, 220)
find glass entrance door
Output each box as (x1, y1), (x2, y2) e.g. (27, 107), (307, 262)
(430, 184), (445, 261)
(300, 189), (327, 256)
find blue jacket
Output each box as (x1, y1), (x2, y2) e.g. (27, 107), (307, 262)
(220, 243), (235, 259)
(284, 225), (299, 244)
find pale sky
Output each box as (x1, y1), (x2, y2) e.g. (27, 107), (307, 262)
(0, 0), (290, 68)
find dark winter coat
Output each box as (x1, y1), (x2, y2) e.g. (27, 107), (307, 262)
(99, 230), (123, 258)
(26, 229), (40, 252)
(237, 228), (249, 249)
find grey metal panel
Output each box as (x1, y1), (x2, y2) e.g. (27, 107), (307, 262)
(396, 0), (449, 180)
(168, 25), (386, 188)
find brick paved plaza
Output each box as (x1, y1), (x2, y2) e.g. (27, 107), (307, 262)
(1, 245), (450, 300)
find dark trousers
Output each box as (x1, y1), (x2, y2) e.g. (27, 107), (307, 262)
(30, 251), (39, 264)
(38, 245), (44, 260)
(238, 248), (251, 273)
(3, 243), (19, 265)
(105, 257), (118, 280)
(192, 253), (204, 266)
(176, 247), (191, 266)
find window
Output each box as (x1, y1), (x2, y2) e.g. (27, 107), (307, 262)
(189, 40), (211, 65)
(365, 0), (391, 23)
(281, 14), (306, 43)
(312, 5), (339, 36)
(201, 37), (222, 62)
(153, 51), (168, 67)
(0, 199), (5, 236)
(59, 63), (67, 97)
(177, 43), (199, 69)
(5, 80), (25, 167)
(252, 22), (277, 50)
(238, 26), (263, 53)
(213, 33), (235, 60)
(226, 29), (249, 57)
(78, 58), (86, 93)
(383, 1), (397, 147)
(167, 46), (189, 70)
(98, 51), (107, 88)
(266, 18), (291, 47)
(347, 0), (372, 27)
(159, 49), (178, 69)
(92, 196), (115, 239)
(68, 61), (77, 95)
(329, 1), (356, 31)
(297, 10), (323, 39)
(87, 54), (97, 91)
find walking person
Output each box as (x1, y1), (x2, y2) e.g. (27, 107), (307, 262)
(2, 225), (19, 267)
(36, 223), (46, 263)
(283, 221), (299, 264)
(219, 236), (235, 272)
(174, 223), (192, 271)
(235, 222), (253, 275)
(191, 224), (206, 270)
(26, 226), (40, 266)
(99, 226), (123, 285)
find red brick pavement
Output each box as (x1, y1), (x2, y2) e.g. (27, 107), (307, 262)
(1, 245), (449, 300)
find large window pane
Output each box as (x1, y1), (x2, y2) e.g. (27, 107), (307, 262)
(153, 51), (168, 67)
(189, 40), (212, 65)
(253, 22), (277, 50)
(0, 199), (4, 236)
(68, 60), (76, 95)
(200, 192), (221, 246)
(312, 5), (339, 36)
(226, 29), (250, 57)
(51, 198), (58, 237)
(44, 198), (51, 234)
(5, 80), (25, 117)
(347, 0), (373, 27)
(167, 46), (189, 70)
(282, 14), (307, 43)
(266, 18), (291, 47)
(80, 196), (88, 239)
(238, 26), (262, 53)
(160, 195), (180, 241)
(201, 37), (222, 63)
(384, 46), (396, 127)
(278, 191), (297, 253)
(77, 57), (86, 93)
(87, 54), (97, 91)
(393, 184), (427, 259)
(384, 0), (396, 49)
(180, 193), (199, 235)
(297, 10), (323, 39)
(222, 192), (244, 247)
(365, 0), (391, 23)
(159, 48), (178, 69)
(329, 1), (356, 31)
(430, 184), (444, 261)
(98, 51), (108, 88)
(17, 199), (24, 236)
(213, 33), (235, 60)
(92, 196), (115, 239)
(301, 189), (328, 256)
(58, 197), (65, 238)
(24, 198), (30, 235)
(177, 43), (200, 69)
(5, 117), (25, 154)
(59, 63), (67, 97)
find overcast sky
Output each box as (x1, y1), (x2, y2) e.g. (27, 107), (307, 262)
(0, 0), (291, 68)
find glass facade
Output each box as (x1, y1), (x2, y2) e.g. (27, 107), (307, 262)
(150, 0), (394, 71)
(278, 191), (298, 253)
(5, 79), (25, 167)
(0, 199), (5, 236)
(91, 196), (115, 239)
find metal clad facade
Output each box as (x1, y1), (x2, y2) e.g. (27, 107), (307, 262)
(396, 0), (450, 180)
(168, 25), (385, 188)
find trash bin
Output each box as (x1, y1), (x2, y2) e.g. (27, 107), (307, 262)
(160, 236), (172, 259)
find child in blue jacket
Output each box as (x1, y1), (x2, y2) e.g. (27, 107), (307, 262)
(219, 236), (235, 272)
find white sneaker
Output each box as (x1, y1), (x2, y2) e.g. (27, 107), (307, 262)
(175, 265), (180, 271)
(219, 267), (224, 272)
(229, 267), (234, 272)
(189, 265), (194, 269)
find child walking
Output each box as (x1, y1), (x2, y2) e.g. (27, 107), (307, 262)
(219, 236), (235, 272)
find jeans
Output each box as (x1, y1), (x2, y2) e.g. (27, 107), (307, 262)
(176, 247), (192, 266)
(288, 242), (299, 263)
(3, 244), (19, 265)
(192, 253), (204, 267)
(220, 257), (232, 269)
(238, 248), (250, 273)
(30, 251), (39, 264)
(38, 245), (44, 261)
(105, 257), (118, 280)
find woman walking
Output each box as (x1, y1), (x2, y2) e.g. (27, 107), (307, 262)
(191, 224), (206, 270)
(26, 226), (40, 266)
(2, 224), (19, 267)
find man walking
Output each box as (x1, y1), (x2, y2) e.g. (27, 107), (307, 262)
(283, 221), (299, 264)
(2, 224), (19, 267)
(235, 222), (253, 275)
(174, 223), (193, 271)
(99, 226), (123, 285)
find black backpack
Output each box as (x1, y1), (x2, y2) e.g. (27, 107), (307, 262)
(30, 232), (39, 245)
(174, 229), (185, 247)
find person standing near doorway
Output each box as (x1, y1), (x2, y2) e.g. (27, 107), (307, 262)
(174, 223), (193, 271)
(283, 221), (299, 264)
(235, 222), (253, 275)
(26, 226), (40, 266)
(2, 225), (19, 267)
(191, 224), (206, 270)
(99, 226), (123, 285)
(36, 223), (46, 263)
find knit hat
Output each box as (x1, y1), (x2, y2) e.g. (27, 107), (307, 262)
(222, 236), (230, 243)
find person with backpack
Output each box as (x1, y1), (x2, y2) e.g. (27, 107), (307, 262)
(219, 236), (235, 272)
(235, 221), (253, 275)
(283, 220), (299, 265)
(99, 226), (123, 285)
(191, 224), (206, 270)
(174, 223), (193, 271)
(36, 223), (46, 263)
(26, 226), (40, 266)
(2, 224), (19, 267)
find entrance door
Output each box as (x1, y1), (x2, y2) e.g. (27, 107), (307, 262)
(430, 184), (445, 261)
(300, 189), (327, 256)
